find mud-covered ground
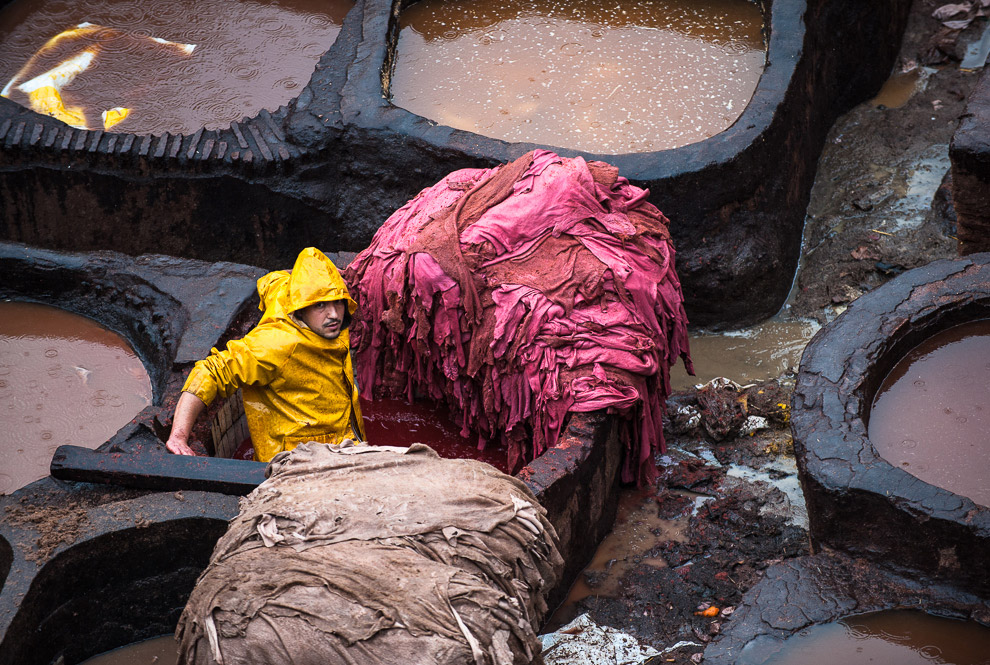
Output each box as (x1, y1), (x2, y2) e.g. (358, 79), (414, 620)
(548, 2), (987, 662)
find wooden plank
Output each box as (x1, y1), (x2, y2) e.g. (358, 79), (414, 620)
(60, 129), (75, 151)
(28, 123), (44, 146)
(246, 122), (273, 162)
(50, 445), (266, 495)
(258, 109), (286, 142)
(10, 121), (26, 145)
(186, 128), (205, 159)
(230, 121), (249, 149)
(87, 129), (104, 152)
(138, 134), (153, 156)
(120, 133), (135, 154)
(153, 133), (168, 158)
(199, 138), (215, 160)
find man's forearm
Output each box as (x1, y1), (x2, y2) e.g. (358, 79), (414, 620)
(166, 391), (208, 455)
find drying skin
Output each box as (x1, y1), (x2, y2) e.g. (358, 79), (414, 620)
(346, 150), (692, 485)
(176, 442), (563, 665)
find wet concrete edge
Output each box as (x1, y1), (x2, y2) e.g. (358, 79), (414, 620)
(791, 253), (990, 596)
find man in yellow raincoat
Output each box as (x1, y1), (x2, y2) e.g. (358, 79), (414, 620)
(165, 247), (366, 462)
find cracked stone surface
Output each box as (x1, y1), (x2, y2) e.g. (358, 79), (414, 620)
(792, 253), (990, 597)
(704, 551), (990, 664)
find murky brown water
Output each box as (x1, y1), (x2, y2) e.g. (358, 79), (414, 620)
(391, 0), (765, 153)
(748, 610), (990, 665)
(544, 487), (688, 631)
(669, 320), (819, 391)
(79, 635), (178, 665)
(0, 0), (351, 135)
(869, 320), (990, 507)
(0, 302), (151, 494)
(870, 67), (924, 109)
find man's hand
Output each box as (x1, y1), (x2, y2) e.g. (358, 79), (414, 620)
(166, 432), (198, 456)
(166, 391), (208, 456)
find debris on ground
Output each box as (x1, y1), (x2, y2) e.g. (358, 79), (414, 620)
(540, 613), (660, 665)
(664, 378), (791, 443)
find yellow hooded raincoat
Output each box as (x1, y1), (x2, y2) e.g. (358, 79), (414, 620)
(182, 248), (366, 462)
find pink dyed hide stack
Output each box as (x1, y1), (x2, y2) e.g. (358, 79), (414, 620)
(345, 150), (692, 484)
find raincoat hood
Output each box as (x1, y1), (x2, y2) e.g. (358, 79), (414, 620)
(257, 248), (358, 328)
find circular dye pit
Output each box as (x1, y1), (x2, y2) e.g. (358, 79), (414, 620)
(792, 254), (990, 596)
(80, 635), (177, 665)
(0, 301), (151, 494)
(869, 319), (990, 508)
(360, 397), (510, 473)
(0, 0), (351, 134)
(390, 0), (765, 153)
(741, 610), (990, 665)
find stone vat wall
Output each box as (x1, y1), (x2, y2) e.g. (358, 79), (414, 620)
(0, 0), (913, 327)
(951, 66), (990, 255)
(0, 490), (238, 665)
(791, 254), (990, 596)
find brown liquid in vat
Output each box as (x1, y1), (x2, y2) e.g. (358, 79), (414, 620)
(391, 0), (765, 153)
(79, 635), (178, 665)
(869, 320), (990, 507)
(0, 302), (151, 494)
(0, 0), (352, 135)
(870, 67), (923, 109)
(746, 610), (990, 665)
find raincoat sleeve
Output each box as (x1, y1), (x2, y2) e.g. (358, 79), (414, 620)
(182, 327), (297, 405)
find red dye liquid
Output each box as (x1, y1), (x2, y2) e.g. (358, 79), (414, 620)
(360, 397), (510, 474)
(232, 437), (254, 461)
(228, 398), (510, 473)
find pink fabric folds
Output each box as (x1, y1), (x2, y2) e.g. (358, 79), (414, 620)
(345, 150), (692, 485)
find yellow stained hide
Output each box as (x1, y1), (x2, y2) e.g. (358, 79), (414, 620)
(183, 248), (365, 462)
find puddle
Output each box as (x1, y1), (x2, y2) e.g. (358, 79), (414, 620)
(883, 143), (951, 232)
(0, 301), (152, 494)
(0, 0), (351, 134)
(742, 610), (990, 665)
(869, 66), (934, 109)
(726, 457), (808, 529)
(391, 0), (765, 153)
(670, 319), (819, 391)
(79, 635), (178, 665)
(869, 319), (990, 507)
(544, 487), (688, 630)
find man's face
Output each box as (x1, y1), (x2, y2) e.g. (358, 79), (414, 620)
(297, 300), (347, 340)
